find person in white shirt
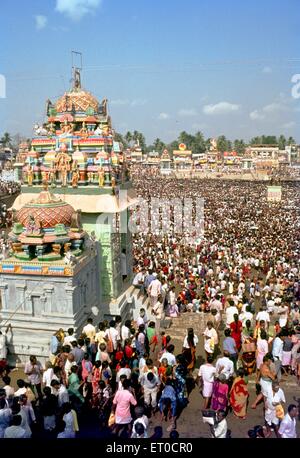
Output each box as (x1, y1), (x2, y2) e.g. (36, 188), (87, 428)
(215, 352), (234, 380)
(136, 309), (149, 329)
(116, 360), (132, 383)
(239, 306), (254, 327)
(264, 382), (286, 437)
(14, 379), (27, 398)
(265, 295), (275, 312)
(168, 286), (176, 306)
(63, 328), (76, 347)
(42, 361), (54, 387)
(131, 406), (149, 438)
(24, 355), (43, 398)
(82, 318), (96, 342)
(152, 297), (164, 333)
(198, 356), (216, 408)
(121, 320), (132, 344)
(0, 324), (11, 360)
(256, 307), (270, 328)
(50, 381), (69, 408)
(272, 334), (284, 381)
(2, 376), (14, 399)
(148, 274), (162, 308)
(4, 415), (26, 439)
(132, 269), (145, 288)
(159, 345), (176, 366)
(210, 410), (228, 438)
(278, 404), (298, 438)
(210, 296), (223, 313)
(203, 322), (218, 356)
(225, 300), (239, 326)
(104, 321), (119, 352)
(277, 305), (289, 328)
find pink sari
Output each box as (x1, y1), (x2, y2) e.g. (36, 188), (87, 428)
(211, 380), (229, 411)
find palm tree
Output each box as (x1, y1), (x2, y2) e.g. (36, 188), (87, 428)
(287, 136), (295, 145)
(124, 131), (132, 144)
(1, 132), (11, 147)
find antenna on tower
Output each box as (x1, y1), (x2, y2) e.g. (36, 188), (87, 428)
(71, 51), (83, 90)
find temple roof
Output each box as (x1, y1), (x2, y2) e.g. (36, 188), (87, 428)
(17, 190), (75, 228)
(55, 89), (100, 113)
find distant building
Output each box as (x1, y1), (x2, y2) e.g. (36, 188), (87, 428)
(160, 149), (172, 174)
(173, 144), (193, 171)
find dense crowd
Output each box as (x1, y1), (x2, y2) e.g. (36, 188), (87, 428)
(0, 171), (300, 438)
(0, 180), (20, 196)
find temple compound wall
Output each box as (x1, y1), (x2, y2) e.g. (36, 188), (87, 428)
(0, 251), (100, 365)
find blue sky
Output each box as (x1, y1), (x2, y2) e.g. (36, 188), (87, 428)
(0, 0), (299, 143)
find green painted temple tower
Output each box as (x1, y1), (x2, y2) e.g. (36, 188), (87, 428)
(12, 67), (135, 310)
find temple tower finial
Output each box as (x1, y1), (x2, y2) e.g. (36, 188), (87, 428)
(71, 50), (82, 91)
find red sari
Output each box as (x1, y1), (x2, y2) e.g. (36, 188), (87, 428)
(92, 366), (101, 395)
(230, 320), (243, 351)
(229, 376), (249, 418)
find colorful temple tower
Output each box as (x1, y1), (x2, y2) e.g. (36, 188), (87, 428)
(5, 68), (135, 359)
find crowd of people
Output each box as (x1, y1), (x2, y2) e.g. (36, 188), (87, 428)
(0, 171), (300, 438)
(129, 170), (300, 437)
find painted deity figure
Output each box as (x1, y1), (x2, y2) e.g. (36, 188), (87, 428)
(26, 214), (42, 235)
(80, 121), (88, 135)
(111, 174), (116, 188)
(71, 169), (79, 188)
(27, 164), (34, 186)
(61, 164), (68, 187)
(48, 122), (56, 135)
(94, 125), (103, 136)
(97, 166), (105, 187)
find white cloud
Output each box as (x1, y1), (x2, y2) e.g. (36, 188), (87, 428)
(262, 66), (272, 73)
(203, 101), (240, 115)
(250, 100), (290, 121)
(158, 112), (170, 120)
(249, 110), (266, 120)
(282, 121), (296, 129)
(131, 99), (147, 106)
(262, 102), (285, 113)
(55, 0), (102, 21)
(178, 108), (198, 117)
(35, 15), (47, 30)
(110, 99), (129, 106)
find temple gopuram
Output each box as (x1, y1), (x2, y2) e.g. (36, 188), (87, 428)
(0, 68), (135, 364)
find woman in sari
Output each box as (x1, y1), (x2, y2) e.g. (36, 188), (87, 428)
(182, 328), (198, 372)
(91, 361), (102, 396)
(81, 353), (93, 382)
(230, 314), (243, 352)
(68, 366), (84, 404)
(211, 374), (229, 412)
(229, 368), (249, 419)
(174, 355), (188, 409)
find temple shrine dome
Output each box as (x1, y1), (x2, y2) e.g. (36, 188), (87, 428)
(17, 190), (75, 229)
(55, 89), (99, 113)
